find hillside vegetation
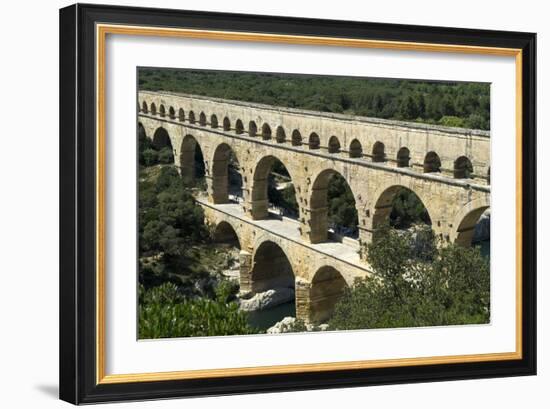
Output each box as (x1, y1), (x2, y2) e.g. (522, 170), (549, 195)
(139, 68), (490, 130)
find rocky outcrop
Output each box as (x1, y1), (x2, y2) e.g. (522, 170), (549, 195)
(239, 287), (295, 312)
(267, 317), (296, 334)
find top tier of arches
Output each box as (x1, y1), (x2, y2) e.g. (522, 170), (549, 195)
(138, 92), (490, 184)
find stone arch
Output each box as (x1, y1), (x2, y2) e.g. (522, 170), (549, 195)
(199, 111), (207, 126)
(211, 143), (242, 204)
(276, 126), (286, 143)
(372, 141), (386, 162)
(397, 147), (410, 167)
(309, 132), (320, 150)
(188, 110), (196, 124)
(328, 136), (341, 154)
(168, 106), (175, 119)
(210, 114), (218, 128)
(178, 108), (185, 121)
(235, 119), (244, 134)
(138, 122), (147, 139)
(159, 104), (166, 117)
(141, 101), (148, 113)
(309, 168), (358, 244)
(424, 151), (441, 173)
(250, 240), (295, 294)
(250, 155), (297, 220)
(309, 266), (348, 323)
(179, 134), (205, 186)
(488, 166), (491, 184)
(248, 120), (257, 137)
(261, 123), (272, 140)
(212, 221), (241, 249)
(371, 184), (432, 235)
(349, 139), (362, 158)
(291, 129), (302, 146)
(223, 117), (231, 131)
(152, 127), (173, 151)
(451, 197), (490, 247)
(150, 102), (157, 115)
(454, 156), (474, 179)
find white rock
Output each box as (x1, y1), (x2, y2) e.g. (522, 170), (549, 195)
(239, 287), (295, 312)
(267, 317), (296, 334)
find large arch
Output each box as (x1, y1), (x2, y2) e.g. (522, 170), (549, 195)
(371, 185), (432, 235)
(250, 240), (295, 294)
(451, 198), (490, 247)
(308, 169), (358, 244)
(211, 143), (242, 204)
(152, 127), (172, 151)
(212, 221), (241, 249)
(250, 155), (297, 220)
(309, 266), (348, 323)
(179, 134), (205, 186)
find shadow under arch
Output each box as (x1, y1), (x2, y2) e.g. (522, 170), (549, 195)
(211, 143), (242, 204)
(451, 198), (490, 247)
(179, 134), (205, 187)
(309, 266), (348, 324)
(371, 185), (432, 236)
(309, 168), (358, 244)
(250, 240), (295, 294)
(212, 221), (241, 250)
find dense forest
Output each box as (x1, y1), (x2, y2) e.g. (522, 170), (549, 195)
(138, 68), (490, 130)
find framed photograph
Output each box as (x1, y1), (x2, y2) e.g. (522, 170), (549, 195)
(59, 3), (536, 404)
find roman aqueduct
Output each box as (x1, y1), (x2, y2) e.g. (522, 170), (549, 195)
(137, 90), (491, 324)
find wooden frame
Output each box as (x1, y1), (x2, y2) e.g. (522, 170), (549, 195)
(60, 3), (537, 404)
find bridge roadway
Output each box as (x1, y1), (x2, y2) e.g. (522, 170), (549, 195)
(196, 195), (371, 324)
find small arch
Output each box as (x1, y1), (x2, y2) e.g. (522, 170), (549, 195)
(454, 156), (473, 179)
(213, 221), (241, 249)
(328, 136), (341, 154)
(396, 147), (410, 167)
(178, 108), (185, 121)
(488, 166), (491, 184)
(188, 111), (196, 124)
(349, 139), (362, 158)
(141, 101), (148, 113)
(223, 117), (231, 131)
(199, 112), (207, 126)
(159, 104), (166, 117)
(248, 121), (257, 137)
(291, 130), (302, 146)
(372, 141), (386, 162)
(309, 266), (348, 323)
(150, 102), (157, 115)
(424, 151), (442, 173)
(261, 123), (272, 140)
(276, 126), (286, 143)
(210, 114), (218, 128)
(235, 119), (244, 134)
(309, 133), (320, 150)
(168, 106), (175, 119)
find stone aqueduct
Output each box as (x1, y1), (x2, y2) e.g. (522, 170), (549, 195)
(138, 90), (491, 324)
